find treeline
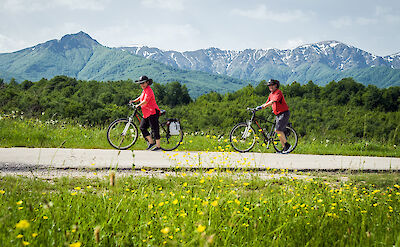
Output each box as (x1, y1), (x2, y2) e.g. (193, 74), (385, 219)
(0, 76), (191, 123)
(1, 76), (399, 143)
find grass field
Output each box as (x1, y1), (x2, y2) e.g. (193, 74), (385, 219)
(0, 117), (399, 157)
(1, 172), (400, 246)
(1, 116), (400, 246)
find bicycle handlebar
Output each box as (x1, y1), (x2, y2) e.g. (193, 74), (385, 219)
(247, 107), (259, 112)
(128, 103), (139, 109)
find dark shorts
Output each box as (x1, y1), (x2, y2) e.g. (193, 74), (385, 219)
(139, 111), (160, 140)
(275, 111), (290, 132)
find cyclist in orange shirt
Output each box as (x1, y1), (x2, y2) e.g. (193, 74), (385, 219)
(257, 79), (291, 153)
(129, 75), (161, 151)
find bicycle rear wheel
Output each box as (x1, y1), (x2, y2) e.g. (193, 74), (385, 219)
(272, 125), (298, 153)
(230, 122), (256, 152)
(159, 120), (183, 151)
(107, 118), (138, 150)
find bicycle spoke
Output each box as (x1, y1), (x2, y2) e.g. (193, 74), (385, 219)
(230, 123), (256, 152)
(107, 119), (138, 150)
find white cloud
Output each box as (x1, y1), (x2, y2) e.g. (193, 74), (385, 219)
(0, 34), (30, 53)
(331, 6), (399, 29)
(0, 0), (109, 12)
(330, 17), (353, 29)
(355, 17), (377, 25)
(140, 0), (185, 11)
(375, 6), (400, 24)
(55, 0), (109, 11)
(95, 23), (200, 51)
(231, 5), (308, 23)
(284, 39), (306, 49)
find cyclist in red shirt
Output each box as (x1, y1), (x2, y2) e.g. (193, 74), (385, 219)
(129, 75), (161, 151)
(257, 79), (291, 153)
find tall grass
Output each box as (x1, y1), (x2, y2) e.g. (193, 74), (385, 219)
(0, 116), (399, 157)
(1, 172), (400, 246)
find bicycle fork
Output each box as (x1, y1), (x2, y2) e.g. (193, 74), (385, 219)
(122, 117), (133, 136)
(117, 117), (133, 149)
(242, 120), (252, 139)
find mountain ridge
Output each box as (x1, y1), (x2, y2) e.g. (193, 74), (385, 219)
(119, 39), (400, 87)
(0, 32), (247, 97)
(1, 31), (399, 94)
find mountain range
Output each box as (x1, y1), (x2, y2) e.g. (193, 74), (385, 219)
(0, 31), (399, 97)
(0, 32), (246, 97)
(119, 42), (400, 88)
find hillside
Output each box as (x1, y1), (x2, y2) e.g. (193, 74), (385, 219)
(0, 32), (246, 97)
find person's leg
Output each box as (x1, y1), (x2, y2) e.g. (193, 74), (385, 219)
(140, 118), (155, 149)
(275, 130), (287, 147)
(275, 111), (291, 151)
(148, 114), (161, 148)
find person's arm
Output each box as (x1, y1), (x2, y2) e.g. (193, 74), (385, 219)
(129, 96), (141, 104)
(261, 91), (281, 109)
(261, 100), (274, 109)
(135, 99), (147, 107)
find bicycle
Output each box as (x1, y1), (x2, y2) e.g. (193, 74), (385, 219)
(229, 107), (298, 153)
(107, 103), (183, 151)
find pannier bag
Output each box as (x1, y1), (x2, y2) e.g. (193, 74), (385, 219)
(169, 121), (181, 135)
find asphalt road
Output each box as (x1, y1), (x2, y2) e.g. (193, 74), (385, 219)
(1, 148), (399, 172)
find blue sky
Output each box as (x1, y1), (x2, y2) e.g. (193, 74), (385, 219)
(0, 0), (399, 56)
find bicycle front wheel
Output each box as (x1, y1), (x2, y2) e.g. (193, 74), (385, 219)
(230, 122), (256, 152)
(272, 126), (298, 153)
(107, 118), (138, 150)
(159, 120), (183, 151)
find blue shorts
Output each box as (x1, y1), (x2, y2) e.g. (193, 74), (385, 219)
(275, 111), (290, 132)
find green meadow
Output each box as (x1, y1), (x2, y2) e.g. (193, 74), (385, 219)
(1, 76), (400, 246)
(0, 117), (398, 157)
(1, 172), (400, 246)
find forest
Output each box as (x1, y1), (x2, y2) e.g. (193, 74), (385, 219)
(1, 76), (399, 144)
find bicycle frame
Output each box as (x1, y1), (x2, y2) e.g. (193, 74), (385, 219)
(245, 109), (277, 150)
(126, 105), (172, 140)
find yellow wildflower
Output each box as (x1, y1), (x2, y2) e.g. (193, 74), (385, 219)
(16, 220), (30, 229)
(196, 224), (206, 233)
(22, 241), (30, 246)
(17, 234), (23, 238)
(69, 242), (81, 247)
(211, 201), (218, 207)
(43, 216), (48, 219)
(32, 233), (38, 237)
(161, 227), (170, 234)
(0, 190), (5, 194)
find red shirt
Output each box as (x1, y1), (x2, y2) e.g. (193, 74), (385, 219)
(267, 89), (289, 115)
(140, 86), (160, 118)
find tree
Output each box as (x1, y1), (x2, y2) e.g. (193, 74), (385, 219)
(362, 85), (383, 110)
(285, 81), (304, 98)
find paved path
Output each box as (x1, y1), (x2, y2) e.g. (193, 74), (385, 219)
(0, 148), (399, 171)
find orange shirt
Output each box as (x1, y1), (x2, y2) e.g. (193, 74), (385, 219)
(140, 86), (160, 118)
(267, 89), (289, 115)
